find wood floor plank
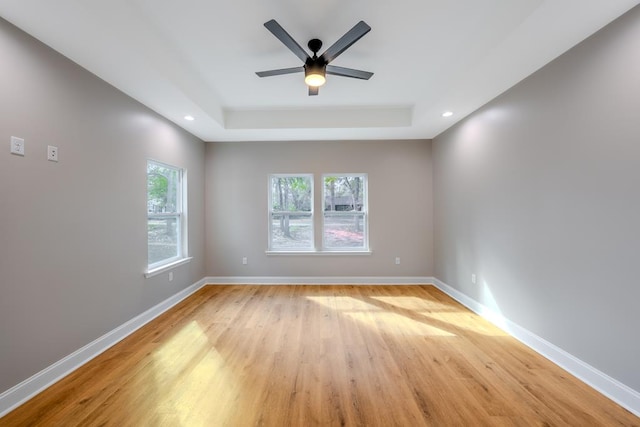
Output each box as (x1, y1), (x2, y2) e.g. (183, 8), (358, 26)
(1, 285), (638, 426)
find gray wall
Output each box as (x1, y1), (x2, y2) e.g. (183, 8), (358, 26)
(205, 139), (433, 277)
(0, 18), (205, 393)
(433, 6), (640, 391)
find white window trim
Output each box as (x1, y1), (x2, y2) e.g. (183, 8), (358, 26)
(268, 173), (314, 252)
(146, 160), (189, 276)
(322, 173), (369, 252)
(144, 257), (193, 278)
(265, 250), (372, 256)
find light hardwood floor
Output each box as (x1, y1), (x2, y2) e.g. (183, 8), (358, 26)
(1, 285), (638, 426)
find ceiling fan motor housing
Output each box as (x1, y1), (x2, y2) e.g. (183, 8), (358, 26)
(305, 57), (326, 74)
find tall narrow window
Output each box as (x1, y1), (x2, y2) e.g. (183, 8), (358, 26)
(268, 174), (313, 251)
(147, 160), (185, 270)
(323, 174), (368, 250)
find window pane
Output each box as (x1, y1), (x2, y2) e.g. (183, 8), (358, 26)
(270, 213), (313, 250)
(269, 174), (314, 252)
(147, 160), (183, 269)
(324, 176), (364, 212)
(271, 176), (312, 212)
(323, 175), (367, 250)
(148, 216), (179, 265)
(323, 213), (365, 248)
(147, 163), (179, 214)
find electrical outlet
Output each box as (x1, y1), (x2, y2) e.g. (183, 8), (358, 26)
(242, 257), (248, 265)
(10, 136), (25, 156)
(395, 257), (400, 265)
(169, 271), (174, 282)
(471, 274), (477, 284)
(47, 145), (58, 162)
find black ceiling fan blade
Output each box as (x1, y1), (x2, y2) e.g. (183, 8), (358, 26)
(320, 21), (371, 64)
(264, 19), (310, 63)
(308, 86), (319, 96)
(256, 67), (304, 77)
(326, 65), (373, 80)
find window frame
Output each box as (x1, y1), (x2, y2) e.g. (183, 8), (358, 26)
(146, 159), (189, 275)
(267, 173), (314, 252)
(322, 173), (369, 252)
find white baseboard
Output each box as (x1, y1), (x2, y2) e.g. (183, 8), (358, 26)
(432, 278), (640, 418)
(203, 276), (435, 285)
(0, 278), (208, 418)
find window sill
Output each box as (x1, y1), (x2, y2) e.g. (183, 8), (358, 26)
(145, 257), (193, 278)
(265, 250), (372, 256)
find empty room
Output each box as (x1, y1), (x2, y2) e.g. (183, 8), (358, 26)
(1, 1), (639, 425)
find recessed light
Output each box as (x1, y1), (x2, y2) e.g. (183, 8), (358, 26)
(442, 111), (453, 118)
(184, 115), (195, 121)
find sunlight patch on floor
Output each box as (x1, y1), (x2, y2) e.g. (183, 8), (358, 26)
(370, 295), (459, 312)
(151, 321), (243, 426)
(369, 295), (507, 336)
(307, 295), (382, 312)
(307, 296), (456, 337)
(356, 311), (457, 336)
(425, 312), (509, 337)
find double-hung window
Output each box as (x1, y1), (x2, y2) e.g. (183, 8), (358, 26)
(147, 160), (186, 271)
(268, 174), (313, 251)
(323, 174), (368, 251)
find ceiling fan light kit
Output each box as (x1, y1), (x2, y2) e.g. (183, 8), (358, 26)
(256, 19), (373, 96)
(304, 68), (326, 87)
(304, 65), (326, 88)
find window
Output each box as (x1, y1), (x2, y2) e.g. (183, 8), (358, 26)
(147, 160), (186, 270)
(323, 174), (368, 250)
(268, 174), (313, 251)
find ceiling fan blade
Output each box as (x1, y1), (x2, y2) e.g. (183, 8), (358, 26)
(308, 86), (319, 96)
(264, 19), (310, 63)
(320, 21), (371, 64)
(326, 65), (373, 80)
(256, 67), (304, 77)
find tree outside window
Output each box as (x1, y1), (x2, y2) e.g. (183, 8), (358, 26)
(269, 175), (313, 251)
(323, 174), (367, 250)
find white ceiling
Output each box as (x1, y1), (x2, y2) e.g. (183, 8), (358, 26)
(1, 0), (638, 142)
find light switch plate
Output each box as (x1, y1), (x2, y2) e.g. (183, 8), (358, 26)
(10, 136), (25, 156)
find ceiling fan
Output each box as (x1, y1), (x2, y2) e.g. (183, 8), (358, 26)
(256, 19), (373, 96)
